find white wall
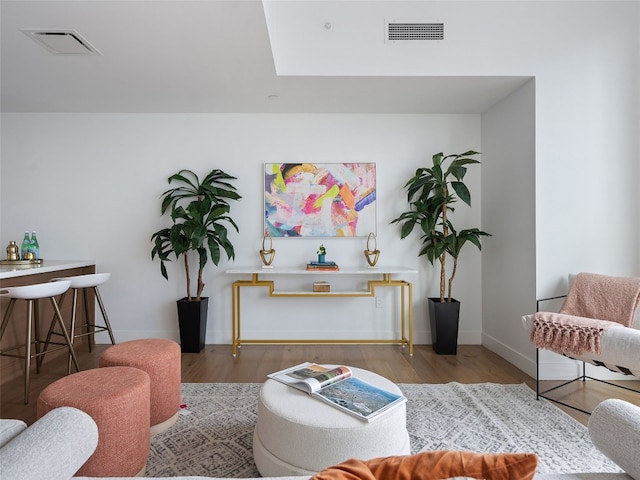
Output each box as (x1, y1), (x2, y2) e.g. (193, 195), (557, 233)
(530, 5), (640, 378)
(480, 78), (536, 374)
(0, 113), (483, 346)
(474, 4), (639, 379)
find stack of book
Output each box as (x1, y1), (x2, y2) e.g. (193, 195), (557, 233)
(306, 261), (340, 271)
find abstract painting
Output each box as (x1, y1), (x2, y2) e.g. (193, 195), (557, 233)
(264, 163), (376, 237)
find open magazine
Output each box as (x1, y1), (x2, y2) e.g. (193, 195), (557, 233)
(267, 362), (407, 422)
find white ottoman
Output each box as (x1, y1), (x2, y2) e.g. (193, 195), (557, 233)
(253, 366), (410, 476)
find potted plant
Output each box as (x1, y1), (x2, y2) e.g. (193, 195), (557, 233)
(317, 244), (327, 263)
(151, 168), (241, 353)
(391, 150), (490, 354)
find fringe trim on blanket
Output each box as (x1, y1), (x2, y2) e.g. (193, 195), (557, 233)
(531, 313), (615, 356)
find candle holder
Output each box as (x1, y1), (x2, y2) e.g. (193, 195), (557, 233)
(363, 232), (380, 267)
(259, 232), (276, 267)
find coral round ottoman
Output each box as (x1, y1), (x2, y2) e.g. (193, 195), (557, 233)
(99, 338), (181, 435)
(253, 366), (410, 476)
(37, 366), (150, 478)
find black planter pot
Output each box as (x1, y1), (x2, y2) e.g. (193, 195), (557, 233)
(177, 297), (209, 353)
(428, 297), (461, 355)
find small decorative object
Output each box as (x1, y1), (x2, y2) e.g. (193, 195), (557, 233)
(6, 241), (19, 261)
(363, 232), (380, 267)
(317, 244), (327, 263)
(313, 281), (331, 292)
(260, 232), (276, 267)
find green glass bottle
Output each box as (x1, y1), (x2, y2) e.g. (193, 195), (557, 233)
(30, 231), (40, 260)
(20, 231), (31, 260)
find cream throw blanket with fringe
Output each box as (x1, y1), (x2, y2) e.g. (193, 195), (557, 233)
(532, 272), (640, 355)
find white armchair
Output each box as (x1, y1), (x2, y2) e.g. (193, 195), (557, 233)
(523, 272), (640, 414)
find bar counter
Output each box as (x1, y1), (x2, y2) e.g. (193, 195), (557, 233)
(0, 260), (96, 383)
(0, 260), (95, 280)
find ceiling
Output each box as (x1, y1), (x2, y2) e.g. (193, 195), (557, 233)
(0, 1), (530, 114)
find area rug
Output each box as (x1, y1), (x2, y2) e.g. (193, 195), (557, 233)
(146, 382), (621, 478)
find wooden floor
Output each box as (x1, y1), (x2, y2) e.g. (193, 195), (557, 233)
(2, 343), (639, 426)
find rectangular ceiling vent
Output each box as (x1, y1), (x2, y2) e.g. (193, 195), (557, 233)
(21, 29), (102, 55)
(386, 23), (444, 42)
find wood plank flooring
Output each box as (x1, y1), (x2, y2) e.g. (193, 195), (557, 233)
(2, 343), (638, 427)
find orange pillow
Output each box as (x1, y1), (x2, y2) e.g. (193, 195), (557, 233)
(311, 451), (539, 480)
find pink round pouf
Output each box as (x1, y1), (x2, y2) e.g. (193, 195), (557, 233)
(99, 338), (181, 435)
(37, 366), (150, 477)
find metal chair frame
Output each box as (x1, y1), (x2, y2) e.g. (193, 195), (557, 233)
(535, 296), (640, 415)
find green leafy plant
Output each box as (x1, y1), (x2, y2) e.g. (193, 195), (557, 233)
(151, 168), (241, 301)
(317, 244), (326, 255)
(391, 151), (490, 302)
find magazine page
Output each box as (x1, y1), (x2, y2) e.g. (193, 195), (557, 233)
(313, 376), (407, 422)
(267, 363), (351, 393)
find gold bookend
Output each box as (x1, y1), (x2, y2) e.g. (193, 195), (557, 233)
(259, 233), (276, 267)
(364, 232), (380, 267)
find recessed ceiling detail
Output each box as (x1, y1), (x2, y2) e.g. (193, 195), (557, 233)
(386, 23), (444, 42)
(21, 29), (102, 55)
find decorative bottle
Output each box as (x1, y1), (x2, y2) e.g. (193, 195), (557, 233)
(30, 231), (40, 260)
(20, 231), (31, 260)
(6, 241), (20, 261)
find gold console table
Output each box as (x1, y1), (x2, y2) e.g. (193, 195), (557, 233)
(225, 267), (416, 357)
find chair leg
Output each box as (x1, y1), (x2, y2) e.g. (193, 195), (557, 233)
(535, 348), (540, 400)
(94, 287), (116, 345)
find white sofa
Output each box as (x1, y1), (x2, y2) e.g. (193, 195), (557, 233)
(1, 400), (639, 480)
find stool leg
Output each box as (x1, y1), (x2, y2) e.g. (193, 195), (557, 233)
(24, 299), (34, 404)
(49, 296), (80, 374)
(94, 286), (116, 345)
(38, 291), (68, 370)
(0, 298), (17, 340)
(67, 289), (79, 375)
(82, 288), (93, 352)
(34, 299), (41, 374)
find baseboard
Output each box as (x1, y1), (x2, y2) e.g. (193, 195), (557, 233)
(103, 328), (484, 348)
(483, 332), (586, 380)
(482, 333), (536, 378)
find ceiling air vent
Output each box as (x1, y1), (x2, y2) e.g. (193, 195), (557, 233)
(21, 29), (102, 55)
(386, 23), (444, 42)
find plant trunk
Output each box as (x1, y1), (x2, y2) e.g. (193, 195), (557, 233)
(440, 185), (449, 303)
(184, 253), (192, 301)
(448, 257), (458, 302)
(196, 268), (205, 301)
(439, 254), (446, 302)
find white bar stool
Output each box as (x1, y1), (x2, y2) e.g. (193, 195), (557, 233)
(0, 280), (79, 404)
(41, 273), (116, 373)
